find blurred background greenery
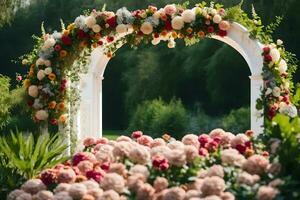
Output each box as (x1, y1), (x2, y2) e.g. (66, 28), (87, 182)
(0, 0), (299, 138)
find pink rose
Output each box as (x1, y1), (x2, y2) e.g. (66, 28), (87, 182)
(86, 169), (104, 182)
(132, 131), (143, 139)
(72, 152), (96, 166)
(83, 137), (97, 147)
(164, 4), (177, 15)
(199, 148), (209, 157)
(198, 134), (211, 147)
(219, 20), (230, 31)
(137, 135), (153, 147)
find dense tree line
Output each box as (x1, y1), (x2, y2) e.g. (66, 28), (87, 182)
(0, 0), (299, 131)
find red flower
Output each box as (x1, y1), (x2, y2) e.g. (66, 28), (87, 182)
(50, 118), (58, 125)
(207, 26), (215, 33)
(198, 148), (209, 157)
(205, 140), (218, 152)
(264, 54), (272, 62)
(263, 47), (270, 54)
(98, 40), (104, 46)
(40, 169), (57, 186)
(132, 131), (143, 139)
(106, 16), (117, 28)
(106, 36), (114, 43)
(165, 21), (173, 31)
(100, 162), (110, 171)
(152, 155), (166, 168)
(61, 35), (72, 46)
(72, 152), (90, 166)
(198, 134), (210, 147)
(261, 151), (269, 157)
(137, 31), (144, 36)
(213, 137), (221, 144)
(153, 33), (159, 38)
(218, 30), (227, 37)
(236, 144), (246, 154)
(245, 141), (252, 148)
(86, 169), (103, 182)
(159, 162), (169, 170)
(77, 29), (87, 39)
(54, 44), (62, 51)
(27, 100), (34, 107)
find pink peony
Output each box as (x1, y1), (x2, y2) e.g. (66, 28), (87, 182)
(72, 152), (96, 166)
(21, 179), (46, 195)
(256, 186), (279, 200)
(221, 148), (246, 167)
(86, 169), (104, 182)
(83, 137), (97, 147)
(113, 141), (133, 158)
(198, 134), (211, 147)
(164, 4), (177, 15)
(151, 138), (166, 148)
(128, 145), (150, 164)
(199, 148), (209, 157)
(154, 177), (169, 192)
(165, 149), (186, 167)
(100, 173), (125, 193)
(53, 191), (72, 200)
(184, 145), (199, 163)
(7, 189), (25, 200)
(82, 180), (99, 190)
(108, 163), (127, 177)
(96, 138), (109, 145)
(167, 141), (185, 150)
(78, 160), (94, 175)
(34, 190), (54, 200)
(95, 144), (114, 163)
(116, 135), (132, 142)
(136, 183), (155, 200)
(242, 155), (270, 175)
(201, 176), (225, 196)
(137, 135), (153, 147)
(129, 164), (150, 179)
(132, 131), (143, 139)
(236, 171), (260, 186)
(207, 165), (224, 178)
(15, 193), (32, 200)
(87, 188), (103, 199)
(57, 169), (76, 183)
(219, 20), (230, 31)
(127, 174), (145, 192)
(209, 128), (225, 139)
(68, 183), (87, 199)
(182, 134), (200, 148)
(54, 183), (71, 193)
(99, 190), (120, 200)
(163, 187), (186, 200)
(221, 192), (235, 200)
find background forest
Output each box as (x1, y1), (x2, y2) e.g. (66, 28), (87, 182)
(0, 0), (299, 137)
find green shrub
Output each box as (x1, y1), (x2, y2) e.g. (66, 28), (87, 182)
(221, 106), (250, 133)
(128, 98), (188, 138)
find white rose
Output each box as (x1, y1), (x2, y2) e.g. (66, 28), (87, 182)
(35, 110), (49, 121)
(265, 88), (272, 95)
(278, 59), (287, 74)
(92, 24), (101, 33)
(116, 24), (128, 34)
(36, 58), (45, 66)
(181, 9), (195, 23)
(152, 11), (161, 20)
(213, 14), (222, 24)
(37, 70), (45, 81)
(272, 87), (281, 97)
(140, 22), (153, 35)
(279, 103), (298, 118)
(270, 48), (281, 62)
(210, 9), (217, 15)
(28, 85), (39, 98)
(167, 40), (176, 48)
(151, 38), (160, 45)
(44, 67), (52, 75)
(277, 39), (283, 45)
(43, 37), (56, 49)
(44, 60), (51, 67)
(127, 24), (134, 33)
(85, 16), (96, 28)
(171, 16), (184, 30)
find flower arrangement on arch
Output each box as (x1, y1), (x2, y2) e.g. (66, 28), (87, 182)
(8, 129), (283, 200)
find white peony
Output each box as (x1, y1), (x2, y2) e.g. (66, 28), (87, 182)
(92, 24), (101, 33)
(167, 40), (176, 48)
(272, 87), (281, 97)
(37, 70), (45, 81)
(43, 37), (56, 49)
(36, 58), (45, 66)
(151, 38), (160, 45)
(213, 14), (222, 24)
(35, 110), (49, 121)
(270, 48), (281, 62)
(210, 9), (218, 16)
(278, 59), (287, 74)
(140, 22), (153, 35)
(171, 16), (184, 30)
(277, 39), (283, 45)
(181, 9), (196, 23)
(44, 67), (52, 75)
(85, 16), (96, 28)
(116, 24), (128, 34)
(28, 85), (39, 98)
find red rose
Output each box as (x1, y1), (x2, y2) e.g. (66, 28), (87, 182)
(218, 30), (227, 37)
(54, 44), (62, 51)
(98, 40), (104, 46)
(213, 137), (221, 144)
(100, 162), (110, 171)
(264, 54), (272, 62)
(50, 118), (58, 125)
(159, 162), (169, 171)
(153, 33), (159, 38)
(40, 169), (57, 186)
(268, 108), (276, 119)
(261, 151), (269, 157)
(263, 46), (270, 54)
(106, 36), (114, 43)
(106, 16), (117, 28)
(236, 144), (246, 154)
(61, 35), (72, 45)
(152, 155), (166, 168)
(77, 29), (87, 39)
(207, 26), (215, 33)
(198, 148), (209, 157)
(198, 134), (210, 147)
(165, 20), (172, 31)
(205, 140), (218, 152)
(86, 169), (103, 182)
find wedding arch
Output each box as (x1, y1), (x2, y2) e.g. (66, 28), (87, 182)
(21, 2), (298, 150)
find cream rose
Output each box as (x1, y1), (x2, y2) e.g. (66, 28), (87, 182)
(37, 70), (45, 80)
(116, 24), (128, 34)
(44, 67), (52, 75)
(92, 24), (101, 33)
(35, 110), (49, 121)
(181, 9), (196, 23)
(278, 59), (287, 74)
(164, 4), (177, 15)
(272, 87), (281, 97)
(140, 22), (153, 35)
(85, 16), (96, 28)
(219, 20), (230, 31)
(28, 85), (39, 98)
(270, 48), (280, 62)
(171, 16), (184, 30)
(213, 14), (222, 24)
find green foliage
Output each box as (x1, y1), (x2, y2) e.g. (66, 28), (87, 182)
(0, 0), (23, 27)
(222, 107), (250, 133)
(128, 98), (188, 138)
(0, 131), (69, 179)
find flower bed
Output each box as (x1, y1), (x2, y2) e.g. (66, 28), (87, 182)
(8, 129), (282, 200)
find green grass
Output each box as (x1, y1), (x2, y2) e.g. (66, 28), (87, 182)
(103, 130), (124, 140)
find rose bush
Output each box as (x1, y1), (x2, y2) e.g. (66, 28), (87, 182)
(8, 128), (283, 200)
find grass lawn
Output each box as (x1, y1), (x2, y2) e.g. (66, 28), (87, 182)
(103, 130), (124, 140)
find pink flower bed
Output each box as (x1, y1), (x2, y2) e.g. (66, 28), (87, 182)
(8, 129), (282, 200)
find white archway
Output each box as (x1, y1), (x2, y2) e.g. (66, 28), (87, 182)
(76, 22), (264, 141)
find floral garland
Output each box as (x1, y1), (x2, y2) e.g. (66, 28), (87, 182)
(20, 2), (298, 129)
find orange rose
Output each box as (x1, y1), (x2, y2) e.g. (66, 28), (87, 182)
(160, 30), (168, 37)
(197, 31), (205, 38)
(28, 69), (34, 77)
(48, 73), (56, 81)
(48, 101), (57, 109)
(171, 31), (178, 39)
(63, 29), (70, 36)
(94, 33), (101, 40)
(186, 27), (193, 34)
(178, 33), (185, 39)
(60, 50), (68, 58)
(92, 43), (98, 48)
(59, 114), (67, 123)
(79, 40), (88, 48)
(106, 51), (112, 58)
(67, 23), (75, 30)
(56, 102), (65, 111)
